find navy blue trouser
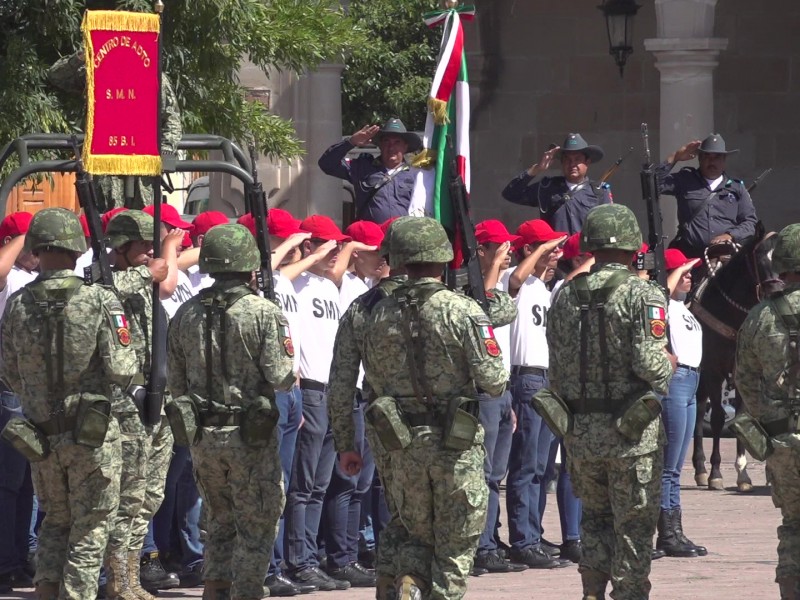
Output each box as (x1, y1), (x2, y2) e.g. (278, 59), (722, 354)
(506, 371), (554, 551)
(285, 387), (335, 572)
(0, 391), (34, 575)
(269, 385), (303, 576)
(543, 439), (582, 542)
(477, 390), (514, 555)
(144, 445), (204, 568)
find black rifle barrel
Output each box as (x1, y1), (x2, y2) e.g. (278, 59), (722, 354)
(248, 146), (275, 302)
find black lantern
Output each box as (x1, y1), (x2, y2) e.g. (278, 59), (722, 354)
(598, 0), (640, 77)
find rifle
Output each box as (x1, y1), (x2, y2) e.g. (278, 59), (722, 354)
(70, 135), (113, 285)
(640, 123), (667, 289)
(747, 167), (772, 194)
(247, 145), (275, 302)
(599, 146), (634, 184)
(445, 136), (488, 313)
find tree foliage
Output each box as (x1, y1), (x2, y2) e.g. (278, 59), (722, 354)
(0, 0), (360, 168)
(342, 0), (441, 134)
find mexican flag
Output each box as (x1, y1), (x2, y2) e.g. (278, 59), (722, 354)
(408, 4), (475, 265)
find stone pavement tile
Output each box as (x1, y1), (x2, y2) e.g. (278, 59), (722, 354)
(8, 438), (782, 600)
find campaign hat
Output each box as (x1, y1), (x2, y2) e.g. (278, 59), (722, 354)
(372, 118), (423, 153)
(698, 133), (739, 155)
(557, 133), (604, 163)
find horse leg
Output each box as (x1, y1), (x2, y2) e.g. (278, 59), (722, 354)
(708, 398), (726, 490)
(735, 439), (753, 493)
(692, 400), (708, 487)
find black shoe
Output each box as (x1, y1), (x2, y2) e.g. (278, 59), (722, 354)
(496, 539), (511, 560)
(140, 553), (181, 591)
(180, 562), (204, 588)
(651, 548), (666, 560)
(0, 569), (34, 589)
(509, 545), (570, 569)
(290, 567), (350, 592)
(656, 509), (698, 558)
(474, 552), (527, 573)
(672, 508), (708, 557)
(540, 538), (561, 558)
(266, 573), (303, 597)
(326, 562), (376, 587)
(470, 565), (488, 577)
(559, 539), (582, 564)
(358, 548), (376, 570)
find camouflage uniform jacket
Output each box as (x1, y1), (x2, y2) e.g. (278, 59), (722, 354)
(736, 284), (800, 448)
(167, 280), (295, 411)
(328, 275), (405, 453)
(363, 277), (508, 415)
(0, 270), (138, 423)
(547, 263), (672, 459)
(112, 266), (155, 376)
(486, 288), (518, 328)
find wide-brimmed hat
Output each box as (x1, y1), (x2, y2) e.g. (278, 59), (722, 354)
(698, 133), (738, 155)
(557, 133), (604, 163)
(372, 118), (423, 153)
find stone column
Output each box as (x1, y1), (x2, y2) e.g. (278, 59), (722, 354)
(644, 0), (727, 237)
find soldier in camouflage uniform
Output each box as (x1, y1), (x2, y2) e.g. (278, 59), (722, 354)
(103, 210), (173, 600)
(547, 204), (673, 600)
(48, 51), (182, 210)
(167, 224), (295, 599)
(360, 217), (508, 600)
(735, 223), (800, 600)
(0, 208), (138, 600)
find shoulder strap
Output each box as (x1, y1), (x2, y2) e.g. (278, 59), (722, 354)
(26, 277), (85, 411)
(772, 293), (800, 400)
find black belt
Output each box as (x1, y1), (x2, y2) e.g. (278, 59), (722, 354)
(35, 416), (77, 436)
(404, 413), (442, 428)
(677, 363), (700, 373)
(199, 412), (241, 427)
(299, 379), (327, 393)
(511, 366), (547, 377)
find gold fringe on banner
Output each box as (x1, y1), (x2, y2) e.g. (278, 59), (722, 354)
(428, 97), (450, 126)
(411, 149), (436, 169)
(82, 10), (160, 33)
(85, 155), (162, 176)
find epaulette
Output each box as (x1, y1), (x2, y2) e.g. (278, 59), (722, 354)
(600, 181), (611, 190)
(725, 178), (744, 187)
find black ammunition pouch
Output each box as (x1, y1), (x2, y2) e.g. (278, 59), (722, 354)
(239, 396), (280, 447)
(165, 395), (201, 447)
(614, 391), (662, 442)
(532, 388), (573, 438)
(364, 396), (412, 452)
(1, 417), (50, 462)
(74, 394), (112, 448)
(729, 413), (773, 461)
(443, 397), (480, 451)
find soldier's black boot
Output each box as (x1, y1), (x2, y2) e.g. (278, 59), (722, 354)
(139, 552), (180, 593)
(580, 569), (609, 600)
(671, 508), (708, 556)
(656, 509), (698, 558)
(778, 576), (800, 600)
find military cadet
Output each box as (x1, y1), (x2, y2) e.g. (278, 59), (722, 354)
(0, 208), (139, 600)
(547, 204), (674, 600)
(502, 133), (612, 234)
(657, 133), (757, 259)
(103, 210), (176, 600)
(166, 223), (295, 600)
(318, 118), (423, 223)
(358, 217), (508, 600)
(735, 223), (800, 600)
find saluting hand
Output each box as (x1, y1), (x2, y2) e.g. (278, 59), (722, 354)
(674, 140), (702, 162)
(350, 125), (381, 147)
(527, 146), (560, 177)
(147, 258), (169, 283)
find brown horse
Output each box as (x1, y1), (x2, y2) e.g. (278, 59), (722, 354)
(689, 223), (782, 491)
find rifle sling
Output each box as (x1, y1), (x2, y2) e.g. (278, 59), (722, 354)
(772, 294), (800, 403)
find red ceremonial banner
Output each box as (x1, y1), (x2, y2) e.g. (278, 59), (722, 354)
(81, 10), (161, 176)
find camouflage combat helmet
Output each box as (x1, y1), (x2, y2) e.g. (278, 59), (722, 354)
(580, 204), (642, 253)
(380, 216), (414, 259)
(389, 216), (453, 269)
(772, 224), (800, 275)
(199, 224), (260, 274)
(106, 210), (154, 249)
(25, 208), (87, 254)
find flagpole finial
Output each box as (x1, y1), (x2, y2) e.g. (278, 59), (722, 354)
(442, 0), (459, 8)
(154, 0), (164, 14)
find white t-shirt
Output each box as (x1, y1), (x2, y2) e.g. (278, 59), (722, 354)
(510, 274), (551, 368)
(0, 266), (37, 320)
(293, 271), (342, 384)
(273, 271), (302, 373)
(186, 264), (214, 295)
(494, 269), (513, 373)
(162, 270), (195, 318)
(669, 298), (703, 368)
(340, 271), (369, 310)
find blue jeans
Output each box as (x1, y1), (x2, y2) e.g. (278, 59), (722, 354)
(0, 391), (34, 575)
(270, 385), (303, 576)
(150, 445), (204, 568)
(506, 372), (554, 550)
(284, 387), (335, 572)
(477, 390), (514, 554)
(661, 366), (699, 509)
(323, 398), (376, 569)
(544, 440), (582, 542)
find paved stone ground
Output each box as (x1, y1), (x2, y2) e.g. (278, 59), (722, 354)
(6, 438), (782, 599)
